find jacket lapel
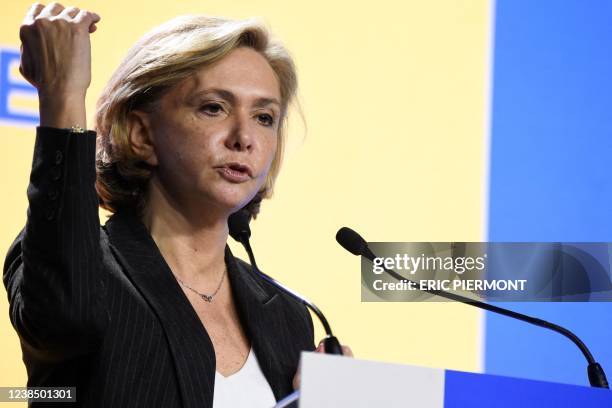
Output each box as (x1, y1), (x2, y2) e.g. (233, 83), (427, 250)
(104, 210), (293, 405)
(104, 211), (215, 408)
(225, 250), (294, 400)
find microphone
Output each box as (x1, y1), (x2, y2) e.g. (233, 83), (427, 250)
(336, 226), (609, 389)
(228, 209), (344, 355)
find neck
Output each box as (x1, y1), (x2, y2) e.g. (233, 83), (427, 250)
(142, 179), (230, 285)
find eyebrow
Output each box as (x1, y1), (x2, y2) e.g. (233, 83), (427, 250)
(193, 88), (281, 109)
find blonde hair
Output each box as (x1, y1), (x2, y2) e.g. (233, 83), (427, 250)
(95, 15), (298, 217)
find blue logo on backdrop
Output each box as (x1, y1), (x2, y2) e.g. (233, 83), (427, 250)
(0, 47), (38, 125)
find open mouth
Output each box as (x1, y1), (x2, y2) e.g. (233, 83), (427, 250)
(216, 163), (252, 183)
(227, 163), (251, 176)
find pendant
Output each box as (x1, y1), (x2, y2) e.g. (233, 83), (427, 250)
(201, 294), (213, 302)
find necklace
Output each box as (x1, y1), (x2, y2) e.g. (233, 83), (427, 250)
(175, 267), (226, 303)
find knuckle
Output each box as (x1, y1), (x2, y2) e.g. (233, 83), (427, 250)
(73, 23), (87, 34)
(49, 2), (65, 12)
(33, 17), (48, 27)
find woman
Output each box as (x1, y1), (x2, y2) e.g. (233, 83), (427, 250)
(4, 3), (348, 407)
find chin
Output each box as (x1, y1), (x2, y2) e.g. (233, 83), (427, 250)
(211, 187), (259, 214)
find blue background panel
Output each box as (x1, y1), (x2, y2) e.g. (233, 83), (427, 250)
(444, 370), (612, 407)
(486, 0), (612, 386)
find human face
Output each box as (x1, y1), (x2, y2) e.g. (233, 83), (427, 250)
(143, 47), (282, 217)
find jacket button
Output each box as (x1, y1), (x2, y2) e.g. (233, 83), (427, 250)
(51, 167), (62, 181)
(45, 207), (55, 220)
(54, 150), (63, 164)
(48, 189), (59, 200)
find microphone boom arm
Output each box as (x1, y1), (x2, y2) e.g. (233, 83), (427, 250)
(336, 226), (609, 389)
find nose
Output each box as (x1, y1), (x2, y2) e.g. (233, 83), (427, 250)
(225, 111), (253, 152)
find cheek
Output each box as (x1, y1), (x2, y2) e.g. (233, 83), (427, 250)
(264, 136), (279, 166)
(155, 121), (215, 165)
(256, 139), (277, 183)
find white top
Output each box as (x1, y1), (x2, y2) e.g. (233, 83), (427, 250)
(213, 348), (277, 408)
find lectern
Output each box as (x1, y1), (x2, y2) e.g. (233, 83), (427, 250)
(284, 352), (612, 407)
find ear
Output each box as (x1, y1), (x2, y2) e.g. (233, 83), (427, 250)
(127, 110), (158, 166)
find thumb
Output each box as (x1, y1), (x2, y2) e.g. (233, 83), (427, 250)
(294, 343), (324, 390)
(292, 363), (301, 390)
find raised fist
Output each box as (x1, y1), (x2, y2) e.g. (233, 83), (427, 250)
(19, 2), (101, 98)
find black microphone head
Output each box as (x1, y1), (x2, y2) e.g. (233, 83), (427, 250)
(336, 227), (371, 258)
(228, 209), (251, 242)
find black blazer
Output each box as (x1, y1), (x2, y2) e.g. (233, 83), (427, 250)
(3, 127), (315, 407)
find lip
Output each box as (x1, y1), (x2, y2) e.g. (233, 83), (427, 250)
(215, 162), (253, 183)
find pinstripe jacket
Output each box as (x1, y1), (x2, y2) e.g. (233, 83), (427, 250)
(3, 127), (315, 407)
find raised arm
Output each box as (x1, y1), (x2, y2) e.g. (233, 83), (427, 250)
(3, 3), (105, 361)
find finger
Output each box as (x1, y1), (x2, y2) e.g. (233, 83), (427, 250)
(73, 9), (101, 28)
(292, 359), (302, 390)
(23, 3), (45, 24)
(58, 6), (80, 19)
(341, 345), (354, 357)
(292, 371), (301, 390)
(316, 341), (324, 353)
(37, 2), (65, 18)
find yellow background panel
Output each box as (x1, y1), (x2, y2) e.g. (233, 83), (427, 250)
(0, 0), (491, 403)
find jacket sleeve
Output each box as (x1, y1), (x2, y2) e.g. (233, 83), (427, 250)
(3, 127), (107, 362)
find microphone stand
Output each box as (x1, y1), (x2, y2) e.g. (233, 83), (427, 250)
(229, 210), (344, 355)
(336, 227), (609, 389)
(229, 210), (345, 408)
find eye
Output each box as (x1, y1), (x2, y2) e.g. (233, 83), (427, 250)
(257, 113), (275, 127)
(200, 103), (224, 115)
